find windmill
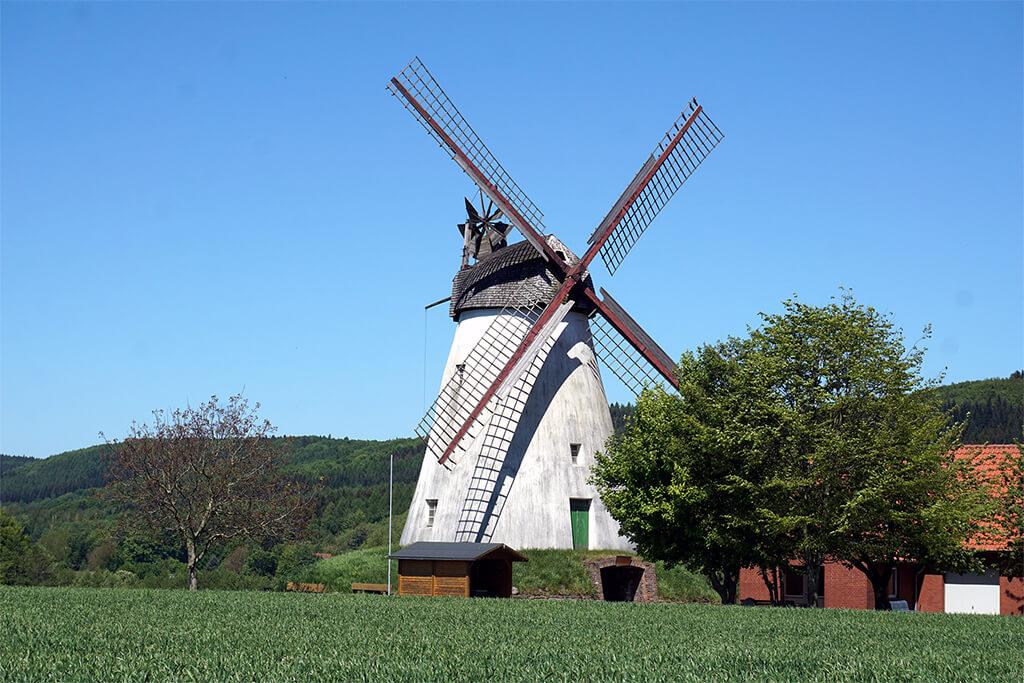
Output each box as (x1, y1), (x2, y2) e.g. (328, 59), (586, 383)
(389, 58), (723, 549)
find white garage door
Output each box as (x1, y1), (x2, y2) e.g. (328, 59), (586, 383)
(944, 572), (1000, 615)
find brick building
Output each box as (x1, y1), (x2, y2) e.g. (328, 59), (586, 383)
(738, 445), (1023, 615)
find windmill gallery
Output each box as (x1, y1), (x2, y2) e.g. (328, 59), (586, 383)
(387, 58), (723, 559)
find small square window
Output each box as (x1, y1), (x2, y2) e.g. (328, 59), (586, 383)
(570, 443), (581, 464)
(426, 499), (438, 527)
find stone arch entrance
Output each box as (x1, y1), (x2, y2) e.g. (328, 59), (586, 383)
(585, 556), (657, 602)
(600, 565), (645, 601)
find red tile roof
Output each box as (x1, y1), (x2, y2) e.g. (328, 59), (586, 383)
(955, 444), (1021, 552)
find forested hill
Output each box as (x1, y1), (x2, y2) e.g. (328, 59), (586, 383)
(3, 373), (1018, 504)
(1, 447), (109, 503)
(610, 373), (1022, 443)
(2, 437), (425, 566)
(1, 437), (423, 506)
(934, 373), (1022, 443)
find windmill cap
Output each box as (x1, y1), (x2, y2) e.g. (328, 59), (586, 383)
(450, 235), (593, 320)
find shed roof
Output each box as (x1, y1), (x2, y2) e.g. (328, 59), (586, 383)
(388, 542), (528, 562)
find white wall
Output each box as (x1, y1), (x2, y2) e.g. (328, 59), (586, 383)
(402, 309), (631, 550)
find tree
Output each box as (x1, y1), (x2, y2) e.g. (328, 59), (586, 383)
(0, 510), (33, 583)
(0, 509), (52, 585)
(743, 294), (988, 608)
(592, 339), (791, 604)
(105, 395), (316, 590)
(989, 445), (1023, 579)
(594, 292), (992, 609)
(761, 296), (991, 608)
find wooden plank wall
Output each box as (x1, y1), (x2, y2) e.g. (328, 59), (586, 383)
(434, 561), (470, 597)
(398, 559), (469, 597)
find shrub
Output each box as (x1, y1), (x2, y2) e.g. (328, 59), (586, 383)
(654, 562), (719, 603)
(245, 549), (277, 577)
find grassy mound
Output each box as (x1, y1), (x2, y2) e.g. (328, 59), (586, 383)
(306, 546), (717, 602)
(512, 549), (599, 597)
(653, 561), (719, 603)
(513, 549), (718, 602)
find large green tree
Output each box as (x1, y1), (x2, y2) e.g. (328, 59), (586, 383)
(749, 294), (990, 608)
(594, 292), (991, 609)
(592, 339), (793, 604)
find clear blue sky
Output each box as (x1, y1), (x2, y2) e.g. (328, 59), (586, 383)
(2, 2), (1021, 457)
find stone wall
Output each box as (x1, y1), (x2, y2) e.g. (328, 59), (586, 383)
(585, 556), (658, 602)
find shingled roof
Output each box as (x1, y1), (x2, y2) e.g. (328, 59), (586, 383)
(449, 235), (594, 319)
(388, 542), (528, 562)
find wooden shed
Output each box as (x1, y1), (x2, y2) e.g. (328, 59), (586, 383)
(389, 542), (527, 598)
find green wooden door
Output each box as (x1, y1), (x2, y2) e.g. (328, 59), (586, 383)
(569, 499), (590, 550)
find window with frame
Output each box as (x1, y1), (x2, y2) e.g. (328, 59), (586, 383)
(783, 566), (805, 597)
(888, 571), (899, 598)
(570, 443), (581, 465)
(426, 499), (438, 528)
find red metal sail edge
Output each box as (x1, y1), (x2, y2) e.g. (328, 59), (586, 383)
(582, 287), (679, 391)
(387, 65), (567, 274)
(580, 103), (704, 272)
(414, 278), (551, 465)
(581, 101), (726, 277)
(434, 278), (578, 465)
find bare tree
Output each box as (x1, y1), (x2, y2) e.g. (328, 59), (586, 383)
(105, 394), (315, 590)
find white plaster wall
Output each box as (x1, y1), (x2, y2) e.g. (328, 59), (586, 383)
(402, 308), (631, 551)
(943, 573), (1000, 615)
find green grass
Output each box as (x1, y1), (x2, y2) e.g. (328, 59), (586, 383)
(302, 546), (390, 592)
(512, 548), (600, 596)
(2, 587), (1022, 681)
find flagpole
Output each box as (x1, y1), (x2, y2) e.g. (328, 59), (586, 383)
(387, 451), (394, 596)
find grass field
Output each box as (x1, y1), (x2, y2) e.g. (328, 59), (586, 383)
(2, 587), (1022, 682)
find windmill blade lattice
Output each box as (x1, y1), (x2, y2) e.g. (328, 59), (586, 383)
(454, 328), (557, 543)
(415, 278), (557, 466)
(588, 313), (669, 397)
(589, 99), (724, 275)
(388, 58), (551, 257)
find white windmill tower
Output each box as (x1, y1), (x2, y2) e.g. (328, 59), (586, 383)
(389, 58), (723, 550)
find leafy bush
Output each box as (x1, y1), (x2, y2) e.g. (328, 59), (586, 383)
(245, 549), (278, 577)
(654, 561), (719, 603)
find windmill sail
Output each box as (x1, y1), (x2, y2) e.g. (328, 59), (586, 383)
(388, 58), (563, 267)
(588, 99), (724, 275)
(589, 312), (670, 397)
(586, 288), (679, 395)
(415, 278), (561, 466)
(454, 329), (558, 542)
